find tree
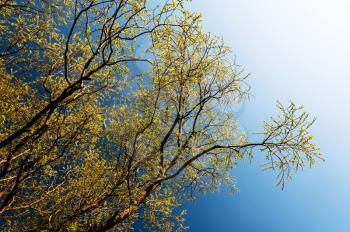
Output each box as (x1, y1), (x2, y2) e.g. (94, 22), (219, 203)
(0, 0), (322, 231)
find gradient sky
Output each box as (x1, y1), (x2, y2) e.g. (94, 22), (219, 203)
(182, 1), (350, 231)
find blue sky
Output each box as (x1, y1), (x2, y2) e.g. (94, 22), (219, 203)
(183, 1), (350, 231)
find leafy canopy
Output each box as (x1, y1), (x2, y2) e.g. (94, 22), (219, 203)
(0, 0), (322, 231)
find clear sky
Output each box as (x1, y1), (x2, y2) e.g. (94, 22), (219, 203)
(183, 1), (350, 231)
